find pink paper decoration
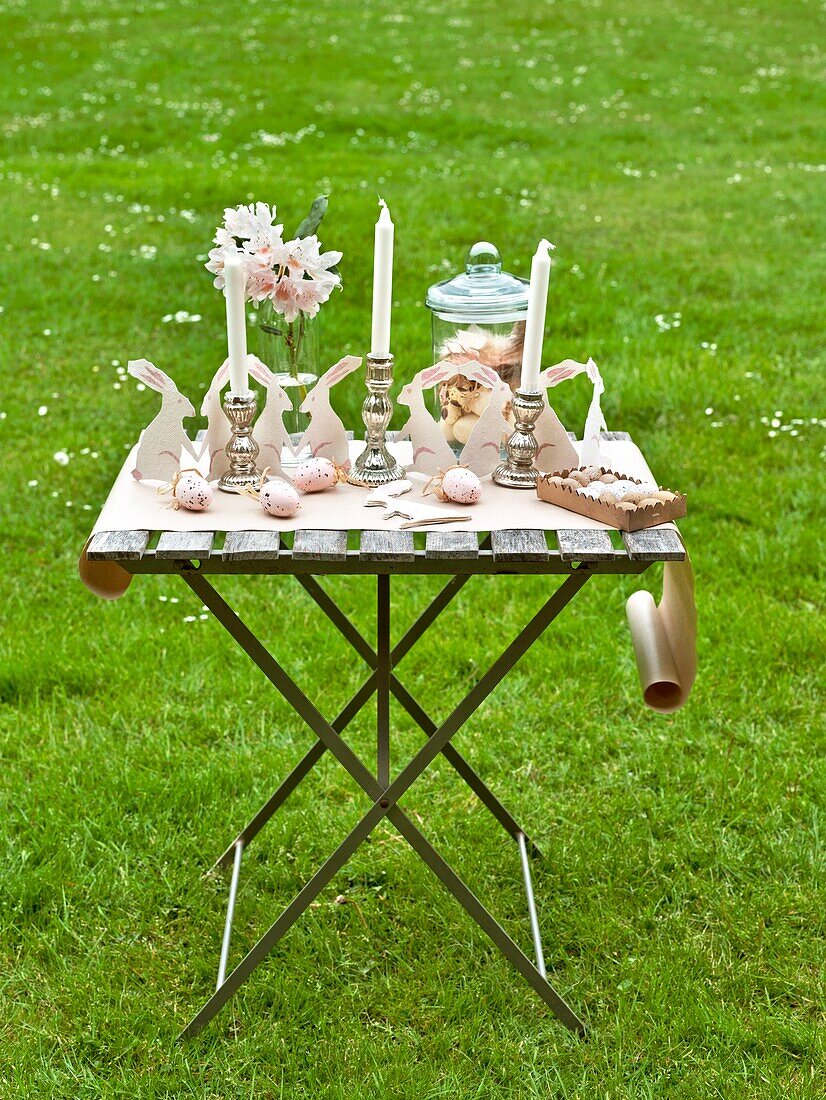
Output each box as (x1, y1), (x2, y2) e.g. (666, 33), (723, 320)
(579, 358), (608, 468)
(533, 357), (608, 474)
(395, 366), (456, 477)
(127, 359), (199, 482)
(199, 359), (232, 481)
(295, 355), (363, 468)
(397, 360), (511, 478)
(247, 356), (298, 482)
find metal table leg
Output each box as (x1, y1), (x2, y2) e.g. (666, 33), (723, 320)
(177, 570), (590, 1040)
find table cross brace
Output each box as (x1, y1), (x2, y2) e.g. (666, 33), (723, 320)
(177, 567), (589, 1040)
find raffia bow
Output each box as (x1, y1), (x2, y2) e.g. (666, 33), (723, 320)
(157, 467), (206, 510)
(242, 467), (273, 503)
(422, 464), (472, 502)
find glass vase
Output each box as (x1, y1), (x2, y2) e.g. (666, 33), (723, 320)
(256, 302), (320, 444)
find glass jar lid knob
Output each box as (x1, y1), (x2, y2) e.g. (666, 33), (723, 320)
(465, 241), (502, 274)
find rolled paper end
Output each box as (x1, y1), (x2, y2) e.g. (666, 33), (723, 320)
(642, 679), (684, 713)
(78, 538), (132, 600)
(625, 589), (683, 714)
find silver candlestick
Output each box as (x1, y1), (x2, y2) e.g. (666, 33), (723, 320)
(493, 388), (544, 489)
(218, 390), (261, 493)
(348, 353), (404, 487)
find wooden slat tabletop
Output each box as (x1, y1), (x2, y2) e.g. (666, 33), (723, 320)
(223, 531), (281, 561)
(84, 434), (685, 572)
(86, 530), (151, 561)
(425, 531), (480, 560)
(621, 528), (685, 561)
(556, 529), (616, 562)
(490, 530), (549, 562)
(156, 532), (215, 560)
(293, 530), (348, 560)
(359, 530), (416, 562)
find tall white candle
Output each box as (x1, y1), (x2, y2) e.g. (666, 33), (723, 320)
(224, 254), (248, 395)
(370, 199), (394, 358)
(519, 239), (555, 393)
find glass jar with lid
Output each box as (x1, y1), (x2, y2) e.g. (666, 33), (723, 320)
(425, 242), (529, 447)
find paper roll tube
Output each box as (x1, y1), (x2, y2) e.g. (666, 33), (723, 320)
(78, 538), (132, 600)
(626, 590), (682, 711)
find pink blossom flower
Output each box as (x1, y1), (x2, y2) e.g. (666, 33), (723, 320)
(290, 275), (333, 318)
(282, 235), (342, 280)
(246, 265), (278, 303)
(205, 241), (245, 289)
(244, 226), (288, 270)
(205, 201), (342, 320)
(223, 202), (282, 242)
(271, 276), (302, 322)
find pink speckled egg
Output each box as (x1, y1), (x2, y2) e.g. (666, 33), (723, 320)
(174, 472), (213, 511)
(293, 457), (339, 493)
(441, 466), (481, 504)
(260, 478), (300, 518)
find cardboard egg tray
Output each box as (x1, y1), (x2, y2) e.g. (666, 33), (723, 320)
(536, 468), (686, 531)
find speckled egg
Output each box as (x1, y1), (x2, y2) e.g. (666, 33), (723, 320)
(293, 458), (339, 493)
(615, 501), (638, 513)
(596, 482), (624, 498)
(174, 472), (213, 511)
(570, 469), (591, 486)
(581, 465), (603, 482)
(577, 483), (605, 498)
(653, 490), (678, 503)
(599, 473), (618, 484)
(561, 477), (581, 491)
(610, 480), (641, 499)
(441, 466), (481, 504)
(260, 478), (301, 517)
(638, 497), (663, 509)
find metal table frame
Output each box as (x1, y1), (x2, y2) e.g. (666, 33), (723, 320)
(86, 437), (684, 1041)
(178, 566), (594, 1038)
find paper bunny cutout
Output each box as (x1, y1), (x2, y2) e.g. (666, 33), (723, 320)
(295, 355), (362, 468)
(578, 359), (607, 468)
(395, 366), (456, 477)
(456, 374), (511, 477)
(397, 361), (510, 478)
(127, 359), (198, 482)
(247, 355), (297, 483)
(198, 359), (231, 481)
(532, 358), (588, 474)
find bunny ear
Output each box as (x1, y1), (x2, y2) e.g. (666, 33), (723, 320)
(542, 358), (589, 388)
(320, 354), (362, 387)
(585, 357), (602, 385)
(202, 360), (229, 410)
(150, 365), (175, 390)
(202, 359), (229, 403)
(129, 359), (174, 392)
(473, 364), (499, 387)
(247, 355), (276, 387)
(127, 358), (158, 386)
(420, 361), (455, 388)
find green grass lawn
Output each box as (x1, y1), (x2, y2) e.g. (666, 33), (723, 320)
(1, 0), (823, 1095)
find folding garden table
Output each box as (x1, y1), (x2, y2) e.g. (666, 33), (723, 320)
(84, 431), (684, 1040)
